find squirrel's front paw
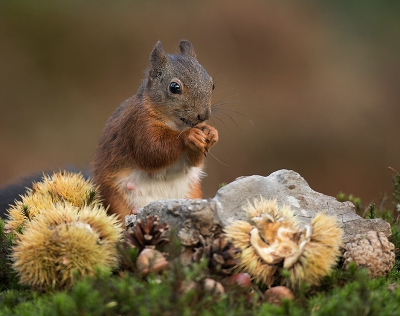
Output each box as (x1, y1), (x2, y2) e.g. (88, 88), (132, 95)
(197, 123), (218, 148)
(185, 123), (218, 154)
(185, 127), (208, 153)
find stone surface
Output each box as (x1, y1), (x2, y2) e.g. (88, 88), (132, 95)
(213, 169), (391, 243)
(125, 199), (222, 247)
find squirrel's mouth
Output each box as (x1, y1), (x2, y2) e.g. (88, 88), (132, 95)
(180, 117), (195, 128)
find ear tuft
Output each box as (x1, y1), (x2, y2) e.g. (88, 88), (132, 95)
(179, 40), (196, 59)
(150, 41), (168, 69)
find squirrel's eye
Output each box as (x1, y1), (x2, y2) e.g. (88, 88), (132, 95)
(169, 82), (181, 94)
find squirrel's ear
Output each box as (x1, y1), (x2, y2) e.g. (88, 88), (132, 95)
(150, 41), (168, 69)
(179, 40), (196, 59)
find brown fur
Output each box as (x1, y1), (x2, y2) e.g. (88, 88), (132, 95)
(186, 181), (203, 199)
(92, 40), (218, 223)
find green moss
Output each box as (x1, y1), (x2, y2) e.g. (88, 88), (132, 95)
(0, 219), (21, 291)
(0, 257), (399, 316)
(0, 267), (257, 316)
(309, 270), (400, 316)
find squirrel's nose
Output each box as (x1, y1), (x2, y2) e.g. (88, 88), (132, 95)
(197, 110), (210, 123)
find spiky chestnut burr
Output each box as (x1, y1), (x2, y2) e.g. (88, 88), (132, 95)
(192, 236), (241, 275)
(286, 213), (343, 287)
(225, 198), (343, 288)
(225, 219), (278, 287)
(11, 203), (122, 290)
(343, 230), (395, 277)
(5, 171), (101, 232)
(244, 197), (295, 223)
(125, 215), (170, 252)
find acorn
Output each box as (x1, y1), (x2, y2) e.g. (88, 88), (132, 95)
(179, 280), (198, 294)
(136, 248), (169, 276)
(5, 171), (101, 232)
(225, 273), (252, 288)
(203, 278), (225, 297)
(11, 203), (122, 290)
(264, 286), (294, 305)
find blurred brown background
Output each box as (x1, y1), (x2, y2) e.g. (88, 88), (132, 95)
(1, 0), (399, 204)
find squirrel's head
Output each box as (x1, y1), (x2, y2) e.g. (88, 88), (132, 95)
(145, 40), (214, 131)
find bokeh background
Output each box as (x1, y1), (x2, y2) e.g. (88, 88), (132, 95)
(1, 0), (400, 205)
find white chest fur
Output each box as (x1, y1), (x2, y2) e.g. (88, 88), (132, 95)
(117, 155), (204, 209)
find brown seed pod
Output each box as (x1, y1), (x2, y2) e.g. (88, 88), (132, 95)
(136, 248), (169, 276)
(204, 278), (225, 297)
(225, 273), (252, 288)
(192, 236), (241, 275)
(125, 215), (170, 252)
(264, 286), (294, 305)
(343, 230), (395, 277)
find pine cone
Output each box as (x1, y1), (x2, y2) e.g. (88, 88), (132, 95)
(125, 215), (170, 252)
(192, 237), (241, 275)
(343, 230), (395, 277)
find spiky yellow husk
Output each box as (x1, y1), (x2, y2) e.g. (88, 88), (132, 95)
(225, 198), (298, 286)
(224, 197), (343, 288)
(287, 213), (343, 287)
(11, 203), (122, 290)
(243, 197), (295, 223)
(224, 220), (278, 286)
(5, 171), (101, 232)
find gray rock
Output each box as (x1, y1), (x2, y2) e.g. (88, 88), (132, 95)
(213, 169), (391, 243)
(126, 199), (222, 247)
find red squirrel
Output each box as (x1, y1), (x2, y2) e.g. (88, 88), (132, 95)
(92, 40), (218, 224)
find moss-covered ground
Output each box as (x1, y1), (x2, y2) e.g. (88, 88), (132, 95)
(1, 172), (400, 315)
